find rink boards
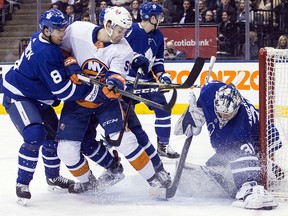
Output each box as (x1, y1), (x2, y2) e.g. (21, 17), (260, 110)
(0, 61), (260, 114)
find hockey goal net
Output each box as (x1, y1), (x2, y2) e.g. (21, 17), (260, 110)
(259, 47), (288, 199)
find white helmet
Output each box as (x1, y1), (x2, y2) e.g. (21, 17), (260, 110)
(103, 6), (132, 29)
(214, 84), (242, 128)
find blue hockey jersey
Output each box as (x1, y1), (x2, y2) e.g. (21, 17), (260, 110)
(1, 31), (91, 105)
(125, 23), (165, 82)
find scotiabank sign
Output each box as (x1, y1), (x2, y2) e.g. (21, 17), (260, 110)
(160, 25), (218, 59)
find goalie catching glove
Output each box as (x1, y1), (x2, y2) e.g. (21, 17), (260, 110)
(174, 91), (205, 137)
(64, 57), (82, 85)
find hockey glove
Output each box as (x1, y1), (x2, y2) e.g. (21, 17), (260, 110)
(131, 53), (149, 75)
(158, 72), (172, 84)
(174, 92), (205, 136)
(64, 57), (82, 84)
(102, 74), (126, 99)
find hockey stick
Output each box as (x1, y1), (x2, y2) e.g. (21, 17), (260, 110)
(104, 71), (142, 147)
(149, 123), (194, 199)
(77, 74), (177, 112)
(204, 56), (216, 84)
(231, 71), (245, 86)
(127, 57), (205, 94)
(105, 57), (205, 147)
(164, 66), (247, 199)
(165, 134), (193, 198)
(150, 56), (216, 199)
(167, 56), (216, 198)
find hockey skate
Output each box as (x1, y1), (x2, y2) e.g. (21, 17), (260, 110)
(148, 169), (172, 188)
(232, 181), (278, 210)
(156, 169), (172, 188)
(68, 172), (98, 194)
(46, 175), (75, 192)
(97, 150), (125, 189)
(147, 174), (163, 188)
(147, 172), (172, 198)
(157, 142), (180, 159)
(16, 183), (31, 206)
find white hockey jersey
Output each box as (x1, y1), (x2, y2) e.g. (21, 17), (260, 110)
(61, 21), (133, 79)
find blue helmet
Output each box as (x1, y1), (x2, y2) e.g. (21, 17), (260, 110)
(39, 8), (68, 30)
(140, 2), (163, 20)
(99, 6), (111, 26)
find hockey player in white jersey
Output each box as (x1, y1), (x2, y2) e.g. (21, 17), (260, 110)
(175, 81), (280, 210)
(56, 6), (171, 195)
(98, 5), (172, 186)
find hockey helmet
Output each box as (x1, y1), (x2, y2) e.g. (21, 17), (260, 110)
(39, 8), (68, 31)
(103, 6), (132, 29)
(214, 84), (241, 123)
(140, 2), (164, 21)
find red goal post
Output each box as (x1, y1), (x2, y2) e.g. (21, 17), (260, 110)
(259, 47), (288, 199)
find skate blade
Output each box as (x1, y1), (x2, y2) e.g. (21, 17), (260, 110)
(17, 197), (29, 206)
(83, 173), (125, 197)
(98, 173), (125, 189)
(47, 185), (69, 193)
(232, 200), (278, 210)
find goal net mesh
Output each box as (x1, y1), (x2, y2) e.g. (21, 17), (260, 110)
(259, 47), (288, 199)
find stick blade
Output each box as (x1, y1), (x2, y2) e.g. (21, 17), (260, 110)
(149, 135), (193, 199)
(163, 88), (177, 111)
(180, 57), (205, 88)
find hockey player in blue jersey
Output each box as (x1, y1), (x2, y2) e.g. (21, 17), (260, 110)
(125, 2), (180, 159)
(175, 80), (281, 209)
(0, 8), (119, 205)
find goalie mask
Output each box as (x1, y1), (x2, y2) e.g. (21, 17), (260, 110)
(214, 85), (241, 128)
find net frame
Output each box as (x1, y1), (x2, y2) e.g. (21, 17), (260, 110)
(259, 47), (288, 199)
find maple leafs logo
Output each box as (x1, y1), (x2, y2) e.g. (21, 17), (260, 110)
(47, 12), (53, 19)
(144, 48), (154, 71)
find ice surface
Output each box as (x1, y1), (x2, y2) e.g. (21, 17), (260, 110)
(1, 114), (287, 216)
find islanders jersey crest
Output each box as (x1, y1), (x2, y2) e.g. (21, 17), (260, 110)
(82, 58), (109, 83)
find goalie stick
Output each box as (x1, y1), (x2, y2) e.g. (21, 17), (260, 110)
(150, 56), (216, 199)
(77, 74), (177, 112)
(166, 134), (193, 198)
(165, 68), (247, 200)
(127, 57), (205, 94)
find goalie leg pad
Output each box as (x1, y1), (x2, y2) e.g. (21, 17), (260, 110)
(179, 163), (237, 198)
(233, 181), (278, 209)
